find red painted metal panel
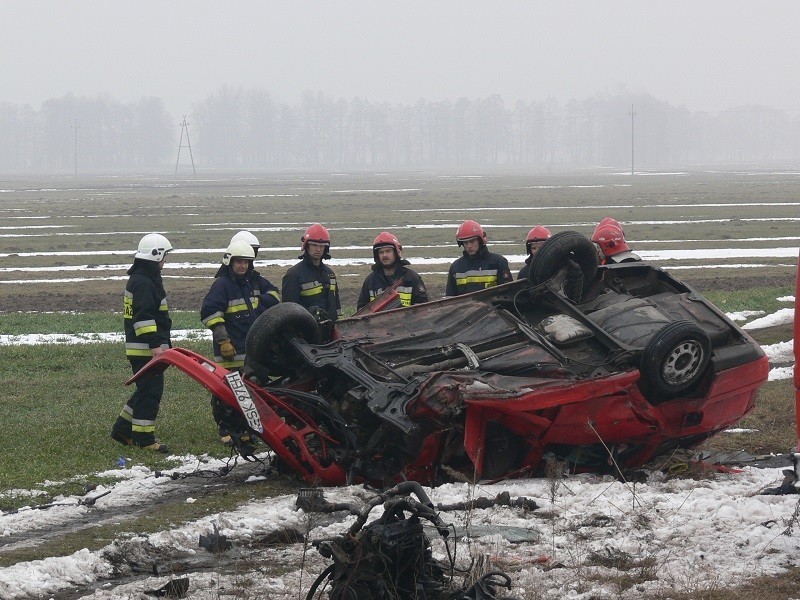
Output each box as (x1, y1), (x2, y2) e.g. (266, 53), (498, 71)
(795, 248), (800, 449)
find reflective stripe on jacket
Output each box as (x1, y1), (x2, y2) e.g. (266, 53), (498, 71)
(357, 261), (429, 309)
(445, 246), (513, 296)
(281, 256), (342, 320)
(201, 264), (280, 368)
(123, 260), (171, 358)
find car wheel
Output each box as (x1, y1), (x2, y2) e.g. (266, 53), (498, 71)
(246, 303), (320, 377)
(528, 231), (598, 301)
(640, 320), (711, 395)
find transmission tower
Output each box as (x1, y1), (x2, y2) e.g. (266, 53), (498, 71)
(175, 115), (196, 175)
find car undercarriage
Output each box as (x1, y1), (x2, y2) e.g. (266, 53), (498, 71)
(132, 232), (769, 487)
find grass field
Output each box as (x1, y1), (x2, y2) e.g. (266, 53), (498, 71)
(1, 168), (798, 313)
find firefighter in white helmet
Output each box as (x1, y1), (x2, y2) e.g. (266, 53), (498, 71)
(111, 233), (174, 453)
(200, 236), (280, 449)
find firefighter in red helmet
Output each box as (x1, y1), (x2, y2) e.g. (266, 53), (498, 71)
(591, 223), (640, 265)
(446, 220), (512, 296)
(598, 217), (623, 233)
(517, 225), (552, 280)
(357, 231), (429, 309)
(282, 223), (342, 324)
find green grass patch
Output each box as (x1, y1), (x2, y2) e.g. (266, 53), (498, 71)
(702, 286), (795, 316)
(0, 310), (202, 335)
(0, 339), (233, 510)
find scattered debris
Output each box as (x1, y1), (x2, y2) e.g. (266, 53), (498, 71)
(144, 576), (189, 598)
(305, 482), (521, 599)
(199, 523), (232, 553)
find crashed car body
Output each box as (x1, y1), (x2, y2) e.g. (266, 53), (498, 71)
(133, 232), (768, 486)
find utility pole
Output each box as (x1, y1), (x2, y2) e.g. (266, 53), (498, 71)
(71, 118), (80, 175)
(175, 115), (196, 175)
(629, 104), (636, 175)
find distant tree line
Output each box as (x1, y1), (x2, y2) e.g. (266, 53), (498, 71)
(1, 88), (799, 172)
(0, 94), (173, 172)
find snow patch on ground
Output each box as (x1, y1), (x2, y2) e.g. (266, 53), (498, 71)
(2, 463), (800, 599)
(743, 308), (795, 330)
(726, 310), (766, 322)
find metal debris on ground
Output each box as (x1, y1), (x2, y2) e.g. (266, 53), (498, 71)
(305, 482), (521, 599)
(144, 576), (189, 598)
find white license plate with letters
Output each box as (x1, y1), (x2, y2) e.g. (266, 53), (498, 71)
(225, 372), (264, 434)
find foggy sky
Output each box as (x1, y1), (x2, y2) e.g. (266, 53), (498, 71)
(2, 1), (799, 117)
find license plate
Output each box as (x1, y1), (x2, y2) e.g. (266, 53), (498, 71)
(225, 371), (264, 434)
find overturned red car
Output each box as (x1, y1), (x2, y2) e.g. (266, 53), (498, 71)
(132, 231), (769, 486)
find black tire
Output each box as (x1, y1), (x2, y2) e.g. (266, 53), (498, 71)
(640, 320), (711, 396)
(528, 231), (598, 300)
(245, 303), (320, 376)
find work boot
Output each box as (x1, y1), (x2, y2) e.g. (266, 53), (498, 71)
(236, 433), (256, 457)
(137, 441), (170, 454)
(218, 423), (233, 446)
(110, 430), (132, 447)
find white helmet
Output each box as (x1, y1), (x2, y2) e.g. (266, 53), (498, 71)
(222, 239), (256, 266)
(230, 230), (260, 250)
(135, 233), (173, 262)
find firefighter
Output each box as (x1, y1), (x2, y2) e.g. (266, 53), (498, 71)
(357, 231), (429, 309)
(598, 216), (623, 233)
(230, 230), (261, 256)
(446, 220), (513, 297)
(201, 237), (280, 447)
(591, 223), (641, 264)
(111, 233), (173, 453)
(282, 223), (342, 326)
(517, 225), (552, 280)
(227, 230), (280, 318)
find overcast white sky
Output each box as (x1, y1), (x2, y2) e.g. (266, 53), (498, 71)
(2, 1), (800, 117)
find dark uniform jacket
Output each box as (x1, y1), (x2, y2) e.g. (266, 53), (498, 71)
(201, 264), (280, 368)
(445, 246), (513, 297)
(517, 256), (533, 280)
(123, 259), (171, 359)
(357, 260), (429, 309)
(282, 256), (342, 321)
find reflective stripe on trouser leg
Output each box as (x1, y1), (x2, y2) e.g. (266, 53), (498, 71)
(127, 357), (165, 445)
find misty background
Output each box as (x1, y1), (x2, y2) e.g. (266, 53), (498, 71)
(2, 2), (800, 173)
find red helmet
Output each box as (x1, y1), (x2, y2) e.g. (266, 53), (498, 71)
(456, 220), (487, 246)
(591, 224), (630, 257)
(598, 217), (623, 232)
(300, 223), (331, 258)
(372, 231), (402, 261)
(525, 225), (551, 252)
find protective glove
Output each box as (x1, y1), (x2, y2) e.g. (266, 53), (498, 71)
(310, 306), (330, 324)
(219, 339), (236, 361)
